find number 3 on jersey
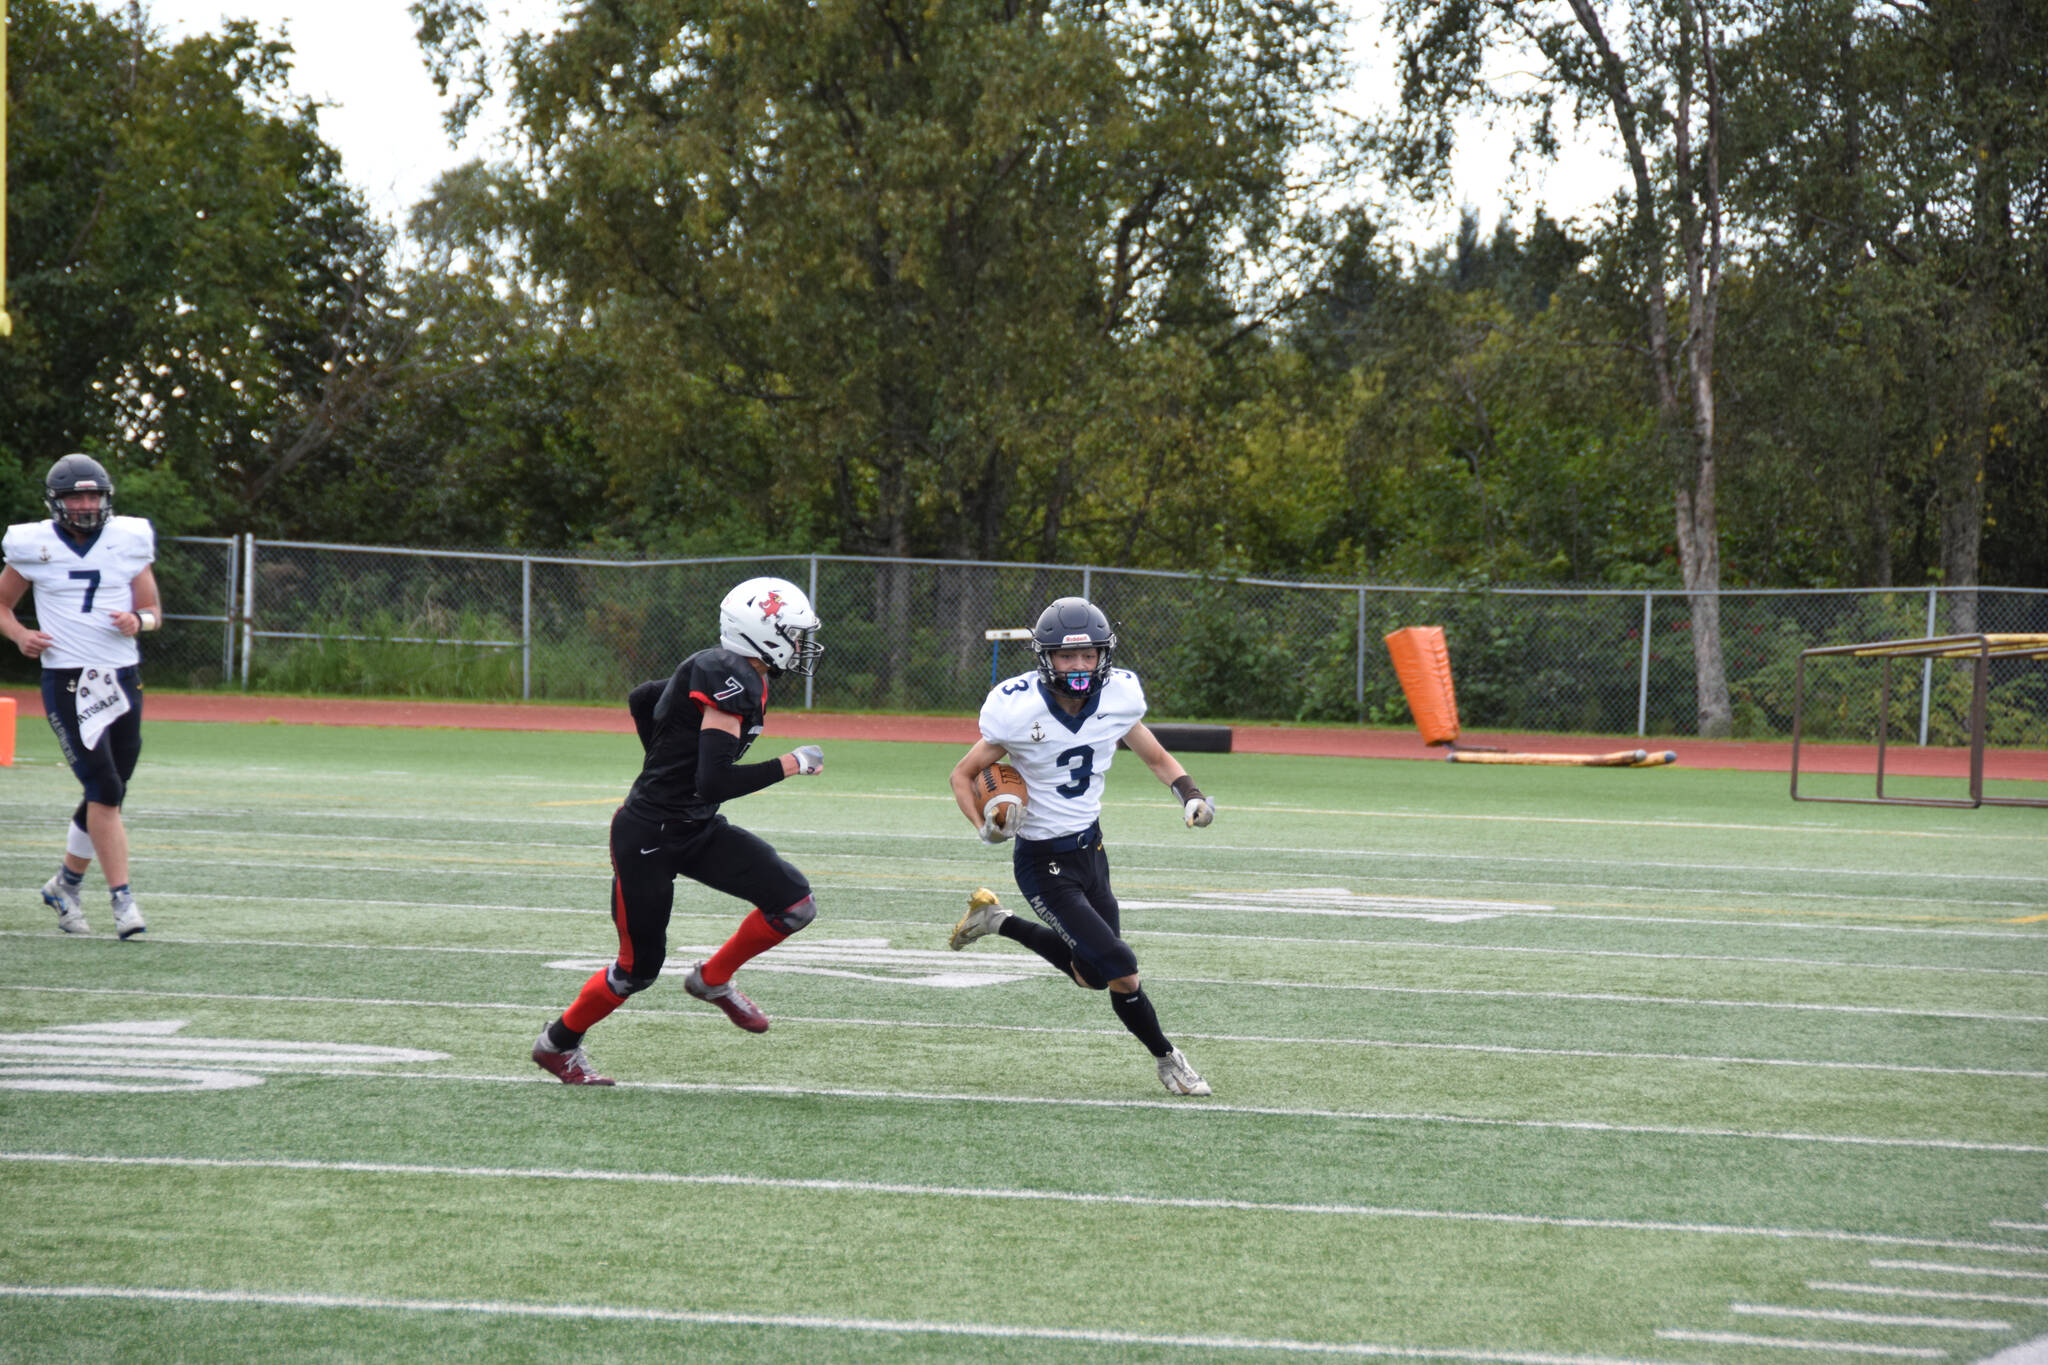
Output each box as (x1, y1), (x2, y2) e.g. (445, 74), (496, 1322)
(1053, 744), (1095, 797)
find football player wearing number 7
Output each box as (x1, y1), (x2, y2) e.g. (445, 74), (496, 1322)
(946, 596), (1218, 1096)
(1, 454), (161, 940)
(531, 577), (829, 1085)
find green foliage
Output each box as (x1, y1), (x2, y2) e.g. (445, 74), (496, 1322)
(409, 0), (1351, 565)
(1140, 579), (1319, 721)
(249, 610), (525, 697)
(0, 0), (390, 529)
(7, 0), (2040, 649)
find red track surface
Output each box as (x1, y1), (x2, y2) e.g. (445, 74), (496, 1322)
(5, 687), (2045, 780)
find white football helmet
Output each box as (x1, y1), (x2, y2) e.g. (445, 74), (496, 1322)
(718, 576), (824, 676)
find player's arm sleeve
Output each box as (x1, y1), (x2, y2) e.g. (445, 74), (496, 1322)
(626, 679), (666, 749)
(695, 725), (787, 802)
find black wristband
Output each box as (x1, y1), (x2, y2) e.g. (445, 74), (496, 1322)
(1171, 775), (1203, 803)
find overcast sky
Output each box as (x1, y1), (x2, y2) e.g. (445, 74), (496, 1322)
(109, 0), (1619, 249)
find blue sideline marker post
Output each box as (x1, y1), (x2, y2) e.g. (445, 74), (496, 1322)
(985, 628), (1033, 687)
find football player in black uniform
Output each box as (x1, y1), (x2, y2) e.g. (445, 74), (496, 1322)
(532, 577), (827, 1084)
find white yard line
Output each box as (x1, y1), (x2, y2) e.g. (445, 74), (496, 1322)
(9, 816), (2045, 882)
(1869, 1264), (2048, 1282)
(7, 984), (2042, 1081)
(1655, 1330), (1946, 1357)
(1169, 975), (2048, 1025)
(1731, 1304), (2010, 1331)
(53, 793), (2048, 839)
(11, 881), (2044, 978)
(0, 1284), (1707, 1362)
(1808, 1285), (2048, 1309)
(56, 852), (2048, 913)
(9, 1064), (2041, 1157)
(15, 814), (2048, 909)
(1135, 929), (2048, 979)
(1991, 1223), (2048, 1233)
(4, 881), (2040, 941)
(4, 930), (2032, 1024)
(2, 1152), (2042, 1256)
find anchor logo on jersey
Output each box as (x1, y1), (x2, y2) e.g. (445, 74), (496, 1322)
(1029, 721), (1046, 743)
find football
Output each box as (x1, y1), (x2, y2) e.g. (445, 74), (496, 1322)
(974, 762), (1029, 831)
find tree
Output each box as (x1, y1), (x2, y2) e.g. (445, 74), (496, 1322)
(1718, 0), (2048, 618)
(0, 0), (394, 532)
(1380, 0), (1744, 733)
(412, 0), (1351, 567)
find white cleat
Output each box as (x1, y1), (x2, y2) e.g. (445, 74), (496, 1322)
(1157, 1047), (1212, 1097)
(42, 876), (89, 935)
(949, 887), (1009, 951)
(111, 891), (146, 941)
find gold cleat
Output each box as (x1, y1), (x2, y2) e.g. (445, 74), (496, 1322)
(950, 887), (1009, 950)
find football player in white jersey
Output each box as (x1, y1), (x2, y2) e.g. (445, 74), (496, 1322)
(946, 596), (1219, 1096)
(0, 454), (161, 939)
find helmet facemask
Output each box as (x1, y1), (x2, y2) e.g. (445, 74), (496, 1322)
(764, 620), (824, 677)
(1034, 640), (1113, 698)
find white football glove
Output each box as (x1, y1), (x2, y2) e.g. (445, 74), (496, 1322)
(790, 744), (824, 776)
(979, 795), (1021, 843)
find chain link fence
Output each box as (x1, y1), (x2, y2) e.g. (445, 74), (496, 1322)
(50, 538), (2047, 746)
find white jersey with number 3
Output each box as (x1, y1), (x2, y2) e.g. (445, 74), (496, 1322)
(2, 515), (156, 670)
(978, 668), (1146, 840)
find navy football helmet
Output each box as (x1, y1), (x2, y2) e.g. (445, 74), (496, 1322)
(45, 454), (115, 535)
(1031, 597), (1116, 698)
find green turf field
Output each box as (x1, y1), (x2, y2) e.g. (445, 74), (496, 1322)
(2, 718), (2044, 1363)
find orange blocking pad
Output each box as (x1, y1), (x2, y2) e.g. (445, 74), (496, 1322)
(0, 695), (13, 765)
(1384, 626), (1460, 746)
(1448, 748), (1679, 768)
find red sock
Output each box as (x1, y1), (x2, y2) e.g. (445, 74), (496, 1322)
(561, 968), (627, 1033)
(699, 909), (788, 986)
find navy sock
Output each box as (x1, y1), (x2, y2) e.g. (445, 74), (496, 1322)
(58, 866), (84, 888)
(1110, 987), (1173, 1058)
(110, 883), (130, 901)
(997, 915), (1072, 971)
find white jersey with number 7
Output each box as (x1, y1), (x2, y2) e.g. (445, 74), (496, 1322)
(2, 515), (157, 670)
(977, 668), (1147, 841)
